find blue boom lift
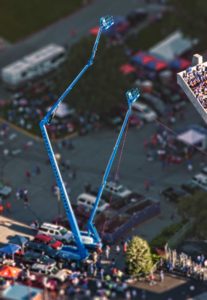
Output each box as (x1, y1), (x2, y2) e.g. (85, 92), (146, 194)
(40, 15), (140, 260)
(40, 16), (114, 260)
(86, 88), (140, 245)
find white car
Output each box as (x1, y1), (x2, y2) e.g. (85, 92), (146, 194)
(31, 263), (57, 275)
(77, 193), (109, 213)
(192, 173), (207, 189)
(132, 102), (157, 122)
(0, 183), (12, 198)
(104, 181), (132, 199)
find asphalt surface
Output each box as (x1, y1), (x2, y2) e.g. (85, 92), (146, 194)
(0, 0), (164, 68)
(0, 102), (206, 242)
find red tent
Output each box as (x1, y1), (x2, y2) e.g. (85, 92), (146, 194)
(132, 51), (155, 65)
(146, 59), (167, 71)
(0, 266), (21, 279)
(120, 64), (136, 75)
(170, 58), (190, 70)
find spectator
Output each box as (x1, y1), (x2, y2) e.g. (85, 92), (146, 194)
(105, 245), (110, 260)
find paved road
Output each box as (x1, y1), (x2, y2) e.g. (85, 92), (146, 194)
(0, 0), (164, 68)
(0, 102), (206, 241)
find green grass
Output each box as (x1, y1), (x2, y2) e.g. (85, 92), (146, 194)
(0, 0), (83, 42)
(126, 12), (178, 51)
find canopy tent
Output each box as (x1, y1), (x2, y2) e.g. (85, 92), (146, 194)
(0, 244), (20, 256)
(10, 236), (29, 247)
(0, 266), (21, 279)
(132, 51), (155, 65)
(177, 129), (206, 146)
(149, 30), (197, 61)
(146, 59), (167, 71)
(170, 58), (190, 70)
(119, 63), (136, 75)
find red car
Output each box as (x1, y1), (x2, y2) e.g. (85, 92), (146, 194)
(34, 234), (62, 250)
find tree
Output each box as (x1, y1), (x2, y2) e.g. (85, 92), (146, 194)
(126, 236), (153, 276)
(178, 190), (207, 239)
(58, 36), (130, 115)
(169, 0), (207, 44)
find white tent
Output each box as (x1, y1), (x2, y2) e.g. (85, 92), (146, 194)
(149, 31), (198, 61)
(177, 129), (206, 148)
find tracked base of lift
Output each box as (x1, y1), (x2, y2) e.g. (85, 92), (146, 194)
(177, 54), (207, 124)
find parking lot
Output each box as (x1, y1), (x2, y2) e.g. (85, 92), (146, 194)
(0, 98), (205, 243)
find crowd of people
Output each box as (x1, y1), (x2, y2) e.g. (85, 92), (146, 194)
(164, 247), (207, 282)
(183, 64), (207, 109)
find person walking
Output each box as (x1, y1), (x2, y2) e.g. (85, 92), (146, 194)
(25, 170), (31, 183)
(123, 241), (128, 253)
(160, 270), (164, 282)
(5, 201), (11, 213)
(105, 245), (110, 260)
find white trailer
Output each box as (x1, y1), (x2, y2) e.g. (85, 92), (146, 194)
(1, 44), (66, 88)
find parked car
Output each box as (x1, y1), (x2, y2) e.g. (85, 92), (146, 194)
(49, 269), (71, 283)
(192, 173), (207, 188)
(161, 187), (187, 202)
(0, 182), (12, 198)
(132, 102), (157, 122)
(21, 251), (43, 264)
(34, 234), (63, 250)
(38, 223), (73, 243)
(181, 181), (203, 195)
(77, 193), (109, 213)
(25, 241), (58, 259)
(201, 166), (207, 175)
(56, 245), (82, 262)
(31, 263), (58, 275)
(127, 8), (148, 26)
(103, 181), (133, 200)
(142, 93), (165, 116)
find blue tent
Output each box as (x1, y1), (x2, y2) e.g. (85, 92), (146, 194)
(0, 244), (20, 255)
(10, 236), (29, 247)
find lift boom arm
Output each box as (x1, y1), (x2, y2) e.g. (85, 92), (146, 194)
(87, 88), (140, 244)
(40, 16), (114, 260)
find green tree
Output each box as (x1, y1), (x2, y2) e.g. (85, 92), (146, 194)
(59, 37), (130, 115)
(178, 190), (207, 239)
(169, 0), (207, 44)
(126, 236), (153, 276)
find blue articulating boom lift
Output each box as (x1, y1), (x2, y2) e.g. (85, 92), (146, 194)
(39, 16), (114, 261)
(86, 88), (140, 246)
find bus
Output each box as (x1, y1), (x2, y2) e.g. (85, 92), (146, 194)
(1, 44), (66, 88)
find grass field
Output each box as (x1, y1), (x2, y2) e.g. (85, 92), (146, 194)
(0, 0), (84, 42)
(126, 13), (178, 51)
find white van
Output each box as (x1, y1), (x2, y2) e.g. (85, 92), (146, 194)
(38, 222), (94, 246)
(77, 193), (109, 213)
(38, 223), (73, 243)
(132, 102), (157, 122)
